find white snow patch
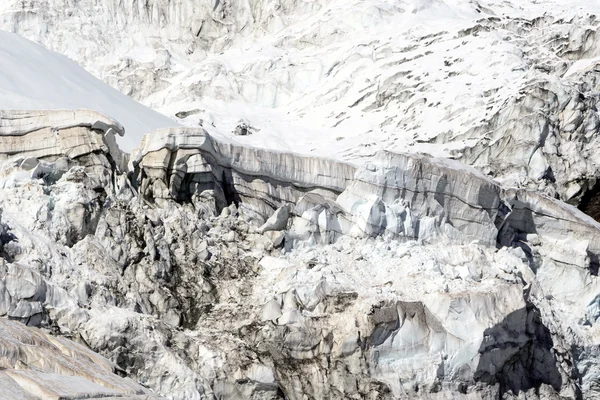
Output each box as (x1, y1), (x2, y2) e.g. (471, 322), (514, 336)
(0, 30), (178, 152)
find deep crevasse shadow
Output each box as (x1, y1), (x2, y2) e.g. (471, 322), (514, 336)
(474, 303), (564, 397)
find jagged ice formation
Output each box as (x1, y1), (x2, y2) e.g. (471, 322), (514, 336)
(0, 110), (598, 399)
(3, 0), (600, 399)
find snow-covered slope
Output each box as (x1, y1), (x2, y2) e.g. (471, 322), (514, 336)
(6, 1), (600, 399)
(4, 0), (600, 200)
(0, 30), (177, 152)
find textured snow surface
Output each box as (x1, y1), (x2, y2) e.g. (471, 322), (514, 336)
(5, 1), (600, 399)
(2, 0), (600, 162)
(0, 318), (162, 399)
(0, 31), (177, 152)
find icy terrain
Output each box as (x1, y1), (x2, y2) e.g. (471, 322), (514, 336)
(3, 0), (600, 399)
(0, 1), (598, 158)
(1, 109), (600, 399)
(5, 0), (600, 201)
(0, 31), (177, 152)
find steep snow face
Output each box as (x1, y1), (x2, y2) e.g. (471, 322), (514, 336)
(4, 0), (600, 202)
(0, 319), (162, 400)
(0, 31), (177, 152)
(4, 1), (493, 157)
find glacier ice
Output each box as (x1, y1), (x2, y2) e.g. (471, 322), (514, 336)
(2, 0), (600, 399)
(0, 110), (597, 398)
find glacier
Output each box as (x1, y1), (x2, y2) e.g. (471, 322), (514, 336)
(0, 109), (599, 399)
(1, 0), (600, 399)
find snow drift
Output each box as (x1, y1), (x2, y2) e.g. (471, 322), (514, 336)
(0, 30), (177, 152)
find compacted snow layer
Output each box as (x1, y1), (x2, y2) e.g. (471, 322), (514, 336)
(6, 1), (600, 206)
(0, 31), (177, 152)
(0, 318), (161, 399)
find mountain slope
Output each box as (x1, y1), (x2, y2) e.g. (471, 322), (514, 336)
(0, 30), (177, 152)
(4, 1), (600, 203)
(5, 1), (600, 400)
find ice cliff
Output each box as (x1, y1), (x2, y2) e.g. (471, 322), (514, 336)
(0, 109), (599, 399)
(4, 0), (600, 202)
(4, 0), (600, 399)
